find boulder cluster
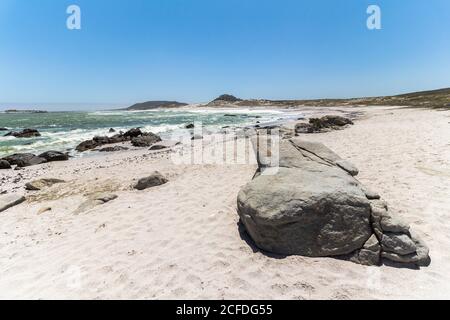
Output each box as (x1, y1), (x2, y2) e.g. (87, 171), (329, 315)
(3, 128), (41, 138)
(237, 136), (430, 267)
(76, 128), (161, 152)
(295, 115), (354, 134)
(0, 151), (69, 169)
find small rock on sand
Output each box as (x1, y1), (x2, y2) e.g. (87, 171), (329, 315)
(0, 194), (26, 213)
(134, 172), (168, 190)
(25, 178), (66, 191)
(37, 207), (52, 215)
(74, 193), (118, 214)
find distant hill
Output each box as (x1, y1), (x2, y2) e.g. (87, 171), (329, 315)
(125, 101), (188, 111)
(204, 88), (450, 109)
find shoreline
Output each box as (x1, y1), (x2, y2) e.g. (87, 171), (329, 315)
(1, 105), (450, 299)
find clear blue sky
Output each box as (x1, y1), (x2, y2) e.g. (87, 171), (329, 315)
(0, 0), (449, 108)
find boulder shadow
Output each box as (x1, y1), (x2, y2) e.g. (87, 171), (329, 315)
(237, 220), (287, 260)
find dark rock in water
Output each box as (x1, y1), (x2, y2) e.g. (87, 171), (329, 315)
(0, 127), (8, 131)
(38, 151), (69, 162)
(99, 146), (129, 152)
(134, 171), (168, 190)
(224, 114), (238, 117)
(76, 140), (99, 152)
(93, 136), (111, 145)
(0, 160), (11, 169)
(2, 153), (46, 167)
(124, 128), (143, 138)
(109, 128), (116, 133)
(185, 124), (195, 129)
(5, 129), (41, 138)
(131, 133), (162, 147)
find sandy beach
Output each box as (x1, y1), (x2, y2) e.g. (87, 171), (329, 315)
(1, 105), (450, 300)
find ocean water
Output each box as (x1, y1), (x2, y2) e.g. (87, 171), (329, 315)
(0, 108), (302, 158)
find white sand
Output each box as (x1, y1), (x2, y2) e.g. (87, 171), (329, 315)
(1, 106), (450, 299)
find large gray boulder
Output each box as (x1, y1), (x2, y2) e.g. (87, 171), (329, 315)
(237, 136), (430, 267)
(238, 166), (372, 256)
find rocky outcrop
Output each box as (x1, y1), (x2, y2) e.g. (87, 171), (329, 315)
(0, 160), (11, 169)
(134, 172), (168, 190)
(76, 128), (161, 152)
(4, 129), (41, 138)
(295, 115), (353, 134)
(237, 136), (430, 267)
(0, 127), (8, 131)
(38, 151), (69, 162)
(0, 194), (26, 213)
(25, 178), (66, 191)
(2, 153), (47, 167)
(131, 133), (162, 147)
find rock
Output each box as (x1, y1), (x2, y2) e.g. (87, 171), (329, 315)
(0, 194), (26, 213)
(25, 178), (66, 191)
(320, 115), (354, 127)
(0, 160), (11, 169)
(335, 160), (359, 176)
(94, 193), (118, 203)
(237, 166), (372, 257)
(109, 128), (116, 133)
(364, 234), (381, 252)
(370, 202), (386, 240)
(134, 172), (168, 190)
(237, 136), (430, 267)
(76, 140), (99, 152)
(295, 115), (353, 134)
(185, 124), (195, 129)
(76, 133), (130, 152)
(2, 153), (47, 167)
(38, 151), (69, 162)
(123, 128), (143, 138)
(381, 232), (430, 266)
(37, 207), (52, 215)
(381, 232), (417, 255)
(131, 133), (162, 147)
(361, 186), (381, 200)
(74, 193), (118, 214)
(295, 123), (314, 134)
(4, 128), (41, 138)
(349, 234), (381, 266)
(98, 146), (129, 152)
(0, 127), (8, 131)
(149, 140), (180, 151)
(380, 214), (410, 233)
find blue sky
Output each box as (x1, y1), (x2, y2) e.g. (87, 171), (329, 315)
(0, 0), (449, 108)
